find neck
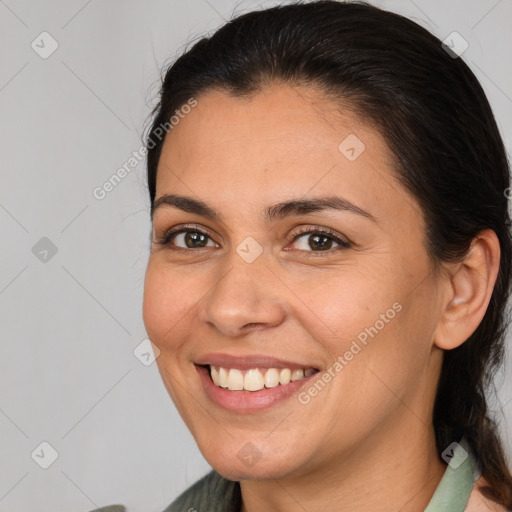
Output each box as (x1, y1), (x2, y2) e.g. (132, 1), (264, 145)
(239, 422), (446, 512)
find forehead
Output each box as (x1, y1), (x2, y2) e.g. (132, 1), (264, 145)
(160, 84), (374, 162)
(154, 84), (419, 230)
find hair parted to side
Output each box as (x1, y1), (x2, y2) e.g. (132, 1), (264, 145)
(144, 1), (512, 506)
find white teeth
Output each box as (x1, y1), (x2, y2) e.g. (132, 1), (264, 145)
(291, 369), (304, 381)
(211, 365), (220, 386)
(206, 365), (318, 391)
(279, 368), (291, 385)
(218, 367), (229, 388)
(264, 368), (280, 388)
(227, 369), (244, 390)
(244, 369), (265, 391)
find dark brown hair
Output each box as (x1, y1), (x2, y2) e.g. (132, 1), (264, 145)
(144, 0), (512, 506)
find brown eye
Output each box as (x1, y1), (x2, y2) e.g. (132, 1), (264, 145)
(288, 228), (351, 255)
(173, 230), (213, 248)
(156, 226), (219, 250)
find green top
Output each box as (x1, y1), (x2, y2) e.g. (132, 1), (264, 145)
(92, 437), (480, 512)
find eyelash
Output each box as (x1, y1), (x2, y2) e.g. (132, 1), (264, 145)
(154, 223), (352, 257)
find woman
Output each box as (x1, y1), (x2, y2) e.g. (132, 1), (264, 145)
(97, 1), (512, 510)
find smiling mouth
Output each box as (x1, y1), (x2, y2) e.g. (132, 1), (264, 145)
(199, 364), (320, 392)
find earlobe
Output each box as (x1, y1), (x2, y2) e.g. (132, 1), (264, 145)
(433, 229), (501, 351)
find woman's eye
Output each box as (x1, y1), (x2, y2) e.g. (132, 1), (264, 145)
(155, 226), (351, 255)
(157, 228), (219, 250)
(289, 230), (351, 254)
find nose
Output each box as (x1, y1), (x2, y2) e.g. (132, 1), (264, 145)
(198, 250), (288, 338)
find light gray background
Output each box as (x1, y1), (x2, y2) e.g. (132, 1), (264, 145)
(0, 1), (511, 511)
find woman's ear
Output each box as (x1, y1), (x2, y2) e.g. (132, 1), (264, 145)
(434, 229), (501, 351)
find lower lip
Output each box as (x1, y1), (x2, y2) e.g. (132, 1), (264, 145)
(195, 364), (319, 413)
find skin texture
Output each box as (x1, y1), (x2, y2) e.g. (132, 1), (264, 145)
(142, 84), (501, 512)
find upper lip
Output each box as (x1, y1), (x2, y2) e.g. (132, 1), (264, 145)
(194, 353), (319, 371)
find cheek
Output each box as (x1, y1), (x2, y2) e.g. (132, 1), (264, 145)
(289, 269), (418, 400)
(286, 268), (394, 351)
(142, 263), (194, 350)
(142, 266), (165, 341)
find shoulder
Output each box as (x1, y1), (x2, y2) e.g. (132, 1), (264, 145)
(465, 476), (510, 512)
(87, 507), (126, 512)
(162, 468), (241, 512)
(87, 470), (240, 512)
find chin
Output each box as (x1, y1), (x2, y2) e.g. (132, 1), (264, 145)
(200, 442), (304, 482)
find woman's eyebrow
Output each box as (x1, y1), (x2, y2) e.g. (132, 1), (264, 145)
(151, 194), (378, 224)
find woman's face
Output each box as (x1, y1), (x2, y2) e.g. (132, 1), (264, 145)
(142, 84), (445, 481)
